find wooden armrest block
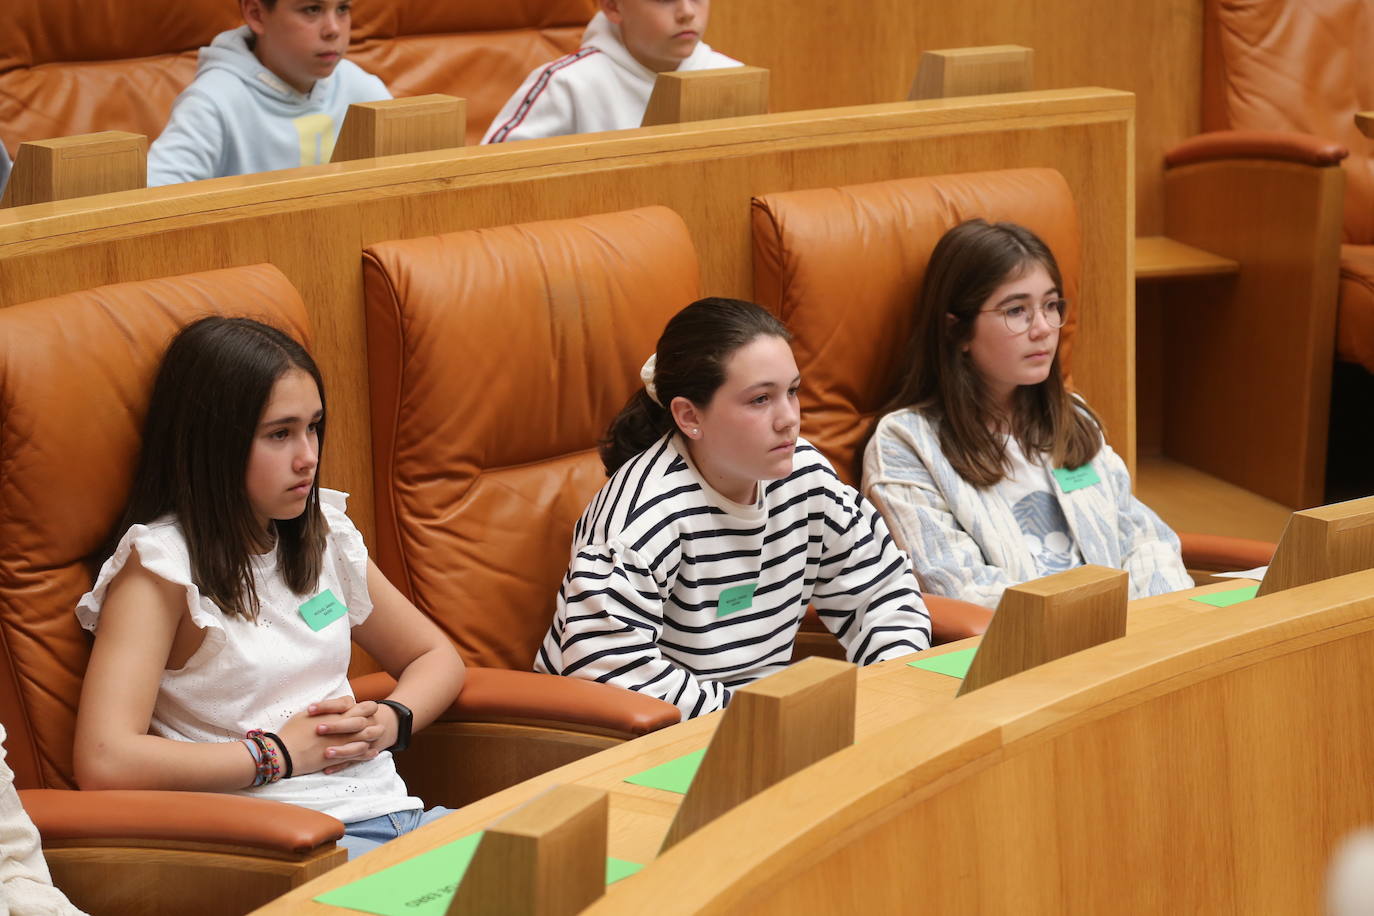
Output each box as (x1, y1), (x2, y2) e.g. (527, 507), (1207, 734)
(909, 45), (1034, 100)
(959, 565), (1127, 695)
(1356, 112), (1374, 139)
(449, 784), (608, 916)
(332, 94), (466, 163)
(1135, 236), (1239, 280)
(1, 131), (146, 208)
(661, 656), (856, 851)
(1259, 496), (1374, 596)
(641, 66), (769, 127)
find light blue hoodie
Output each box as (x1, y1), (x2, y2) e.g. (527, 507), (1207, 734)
(147, 26), (389, 187)
(0, 143), (10, 199)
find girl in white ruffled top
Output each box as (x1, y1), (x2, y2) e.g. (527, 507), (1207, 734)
(74, 317), (465, 859)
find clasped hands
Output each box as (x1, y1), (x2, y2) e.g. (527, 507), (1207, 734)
(275, 696), (398, 777)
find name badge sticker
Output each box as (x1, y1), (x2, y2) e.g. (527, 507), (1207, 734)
(716, 583), (758, 618)
(299, 589), (347, 632)
(1052, 464), (1102, 493)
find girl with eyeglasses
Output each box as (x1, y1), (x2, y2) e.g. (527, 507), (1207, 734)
(861, 219), (1191, 608)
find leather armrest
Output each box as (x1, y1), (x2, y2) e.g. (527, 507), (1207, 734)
(21, 789), (343, 854)
(351, 666), (681, 736)
(1179, 531), (1276, 572)
(926, 594), (994, 643)
(1165, 129), (1349, 169)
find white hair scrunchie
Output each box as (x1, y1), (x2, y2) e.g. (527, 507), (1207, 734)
(639, 353), (661, 406)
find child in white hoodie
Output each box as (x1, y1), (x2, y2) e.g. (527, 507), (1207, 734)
(148, 0), (389, 186)
(484, 0), (741, 144)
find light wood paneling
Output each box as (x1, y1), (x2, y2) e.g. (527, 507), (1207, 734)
(662, 658), (855, 851)
(450, 785), (608, 916)
(0, 90), (1137, 545)
(909, 45), (1034, 101)
(1134, 235), (1238, 279)
(580, 569), (1374, 914)
(959, 565), (1127, 694)
(0, 132), (146, 208)
(1162, 158), (1346, 509)
(641, 67), (770, 127)
(711, 0), (1202, 235)
(249, 580), (1265, 915)
(1259, 496), (1374, 596)
(331, 95), (466, 164)
(1137, 455), (1293, 543)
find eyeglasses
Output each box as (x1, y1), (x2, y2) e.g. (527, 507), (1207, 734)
(980, 298), (1068, 334)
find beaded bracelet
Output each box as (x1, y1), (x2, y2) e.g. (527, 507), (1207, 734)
(246, 729), (281, 785)
(263, 731), (294, 780)
(240, 737), (268, 788)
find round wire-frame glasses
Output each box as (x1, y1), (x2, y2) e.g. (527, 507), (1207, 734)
(983, 298), (1069, 334)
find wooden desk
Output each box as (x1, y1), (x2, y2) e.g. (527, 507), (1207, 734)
(255, 580), (1252, 914)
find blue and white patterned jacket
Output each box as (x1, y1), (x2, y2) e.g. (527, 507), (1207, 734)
(861, 406), (1192, 608)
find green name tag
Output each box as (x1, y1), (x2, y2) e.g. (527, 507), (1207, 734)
(298, 588), (347, 632)
(716, 583), (758, 618)
(1052, 464), (1102, 493)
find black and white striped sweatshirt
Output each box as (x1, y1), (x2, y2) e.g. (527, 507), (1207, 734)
(535, 433), (932, 718)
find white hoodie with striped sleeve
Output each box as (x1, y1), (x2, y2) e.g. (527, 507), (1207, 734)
(483, 12), (742, 144)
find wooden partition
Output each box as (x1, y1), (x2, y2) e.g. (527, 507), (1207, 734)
(713, 0), (1201, 236)
(0, 89), (1135, 545)
(588, 568), (1374, 913)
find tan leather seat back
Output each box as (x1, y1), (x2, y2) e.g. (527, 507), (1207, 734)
(1203, 0), (1374, 245)
(0, 1), (594, 153)
(751, 168), (1083, 485)
(363, 207), (701, 670)
(0, 265), (310, 790)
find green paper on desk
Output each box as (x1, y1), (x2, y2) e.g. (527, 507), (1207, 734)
(1190, 584), (1259, 607)
(623, 747), (706, 794)
(908, 646), (978, 679)
(314, 832), (642, 916)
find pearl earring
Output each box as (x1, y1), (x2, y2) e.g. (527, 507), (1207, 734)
(692, 428), (700, 437)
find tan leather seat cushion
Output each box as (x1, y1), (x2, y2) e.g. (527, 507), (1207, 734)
(751, 168), (1082, 485)
(0, 265), (310, 791)
(363, 206), (701, 671)
(0, 0), (595, 152)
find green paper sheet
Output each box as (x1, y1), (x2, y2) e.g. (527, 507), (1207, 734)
(623, 747), (706, 794)
(1190, 584), (1260, 607)
(314, 831), (642, 916)
(908, 646), (978, 679)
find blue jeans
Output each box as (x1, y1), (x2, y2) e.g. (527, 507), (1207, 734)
(341, 806), (453, 859)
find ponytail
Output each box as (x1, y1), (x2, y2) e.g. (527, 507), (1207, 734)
(600, 389), (675, 476)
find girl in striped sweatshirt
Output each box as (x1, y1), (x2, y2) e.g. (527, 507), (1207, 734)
(535, 298), (931, 719)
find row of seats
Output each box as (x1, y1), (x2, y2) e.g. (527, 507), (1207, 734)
(0, 0), (597, 150)
(0, 165), (1270, 913)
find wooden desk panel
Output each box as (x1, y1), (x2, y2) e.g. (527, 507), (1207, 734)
(255, 580), (1251, 914)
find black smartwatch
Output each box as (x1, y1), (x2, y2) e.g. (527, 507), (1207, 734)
(377, 699), (413, 753)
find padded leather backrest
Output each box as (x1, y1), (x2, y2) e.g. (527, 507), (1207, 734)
(0, 0), (595, 153)
(751, 168), (1083, 485)
(1202, 0), (1374, 244)
(363, 207), (701, 671)
(0, 265), (310, 790)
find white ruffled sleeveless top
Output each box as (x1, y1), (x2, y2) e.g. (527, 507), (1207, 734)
(77, 490), (420, 824)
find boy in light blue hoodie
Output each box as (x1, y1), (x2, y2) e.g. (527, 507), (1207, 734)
(148, 0), (389, 186)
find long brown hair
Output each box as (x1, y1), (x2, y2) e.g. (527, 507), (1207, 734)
(108, 317), (327, 620)
(881, 219), (1101, 487)
(601, 297), (792, 475)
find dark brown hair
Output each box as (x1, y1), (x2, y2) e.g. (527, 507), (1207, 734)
(881, 218), (1101, 487)
(600, 297), (792, 475)
(109, 317), (327, 620)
